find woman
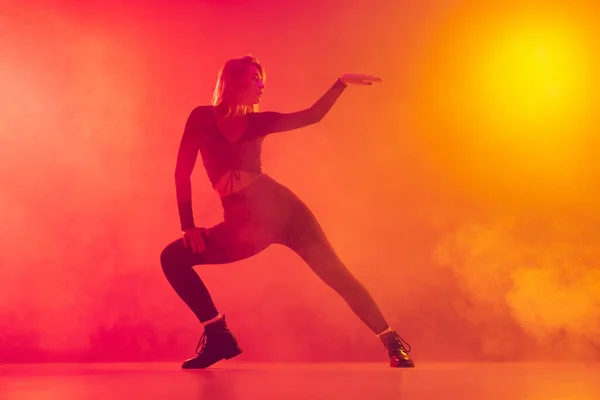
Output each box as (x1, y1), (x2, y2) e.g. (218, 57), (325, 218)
(160, 55), (414, 369)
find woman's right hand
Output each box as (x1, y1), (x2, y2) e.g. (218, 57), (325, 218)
(183, 227), (208, 253)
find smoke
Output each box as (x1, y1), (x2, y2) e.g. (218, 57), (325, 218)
(433, 214), (600, 360)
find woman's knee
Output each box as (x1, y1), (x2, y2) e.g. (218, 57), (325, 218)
(160, 239), (189, 271)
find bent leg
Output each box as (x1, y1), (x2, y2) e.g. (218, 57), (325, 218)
(160, 221), (268, 322)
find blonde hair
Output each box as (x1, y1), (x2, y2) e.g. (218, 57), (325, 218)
(211, 55), (265, 118)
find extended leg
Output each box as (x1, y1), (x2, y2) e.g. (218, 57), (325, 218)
(284, 227), (390, 334)
(280, 198), (415, 368)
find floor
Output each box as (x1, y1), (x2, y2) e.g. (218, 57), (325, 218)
(1, 361), (599, 399)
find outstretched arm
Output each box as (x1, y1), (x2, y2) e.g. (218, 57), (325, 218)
(249, 74), (381, 136)
(251, 79), (347, 135)
(174, 107), (205, 231)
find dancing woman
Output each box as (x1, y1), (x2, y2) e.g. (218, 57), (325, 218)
(160, 55), (415, 369)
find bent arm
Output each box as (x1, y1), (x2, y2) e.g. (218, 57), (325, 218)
(174, 107), (204, 231)
(251, 78), (347, 136)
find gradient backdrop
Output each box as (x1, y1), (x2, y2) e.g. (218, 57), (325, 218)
(1, 0), (600, 363)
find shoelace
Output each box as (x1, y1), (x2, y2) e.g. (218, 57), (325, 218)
(397, 333), (412, 353)
(195, 331), (208, 355)
(194, 323), (238, 355)
(383, 332), (412, 356)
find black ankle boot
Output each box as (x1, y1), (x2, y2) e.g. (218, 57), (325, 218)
(380, 331), (415, 368)
(181, 315), (242, 369)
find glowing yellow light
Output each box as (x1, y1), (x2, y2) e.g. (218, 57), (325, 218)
(477, 22), (589, 130)
(453, 13), (595, 199)
(409, 5), (599, 203)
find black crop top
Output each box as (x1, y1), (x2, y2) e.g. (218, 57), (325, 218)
(174, 78), (347, 231)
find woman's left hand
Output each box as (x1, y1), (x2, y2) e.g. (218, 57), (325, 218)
(340, 73), (382, 85)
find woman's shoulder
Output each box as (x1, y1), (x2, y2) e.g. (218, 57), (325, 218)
(185, 105), (218, 127)
(189, 105), (216, 118)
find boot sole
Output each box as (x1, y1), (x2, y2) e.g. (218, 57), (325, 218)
(181, 349), (242, 369)
(391, 361), (415, 368)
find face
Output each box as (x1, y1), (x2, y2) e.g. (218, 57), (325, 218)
(234, 64), (265, 106)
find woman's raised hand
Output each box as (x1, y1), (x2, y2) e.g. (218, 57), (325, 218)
(340, 74), (382, 85)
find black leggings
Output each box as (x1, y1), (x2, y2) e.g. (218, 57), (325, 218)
(160, 175), (388, 334)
